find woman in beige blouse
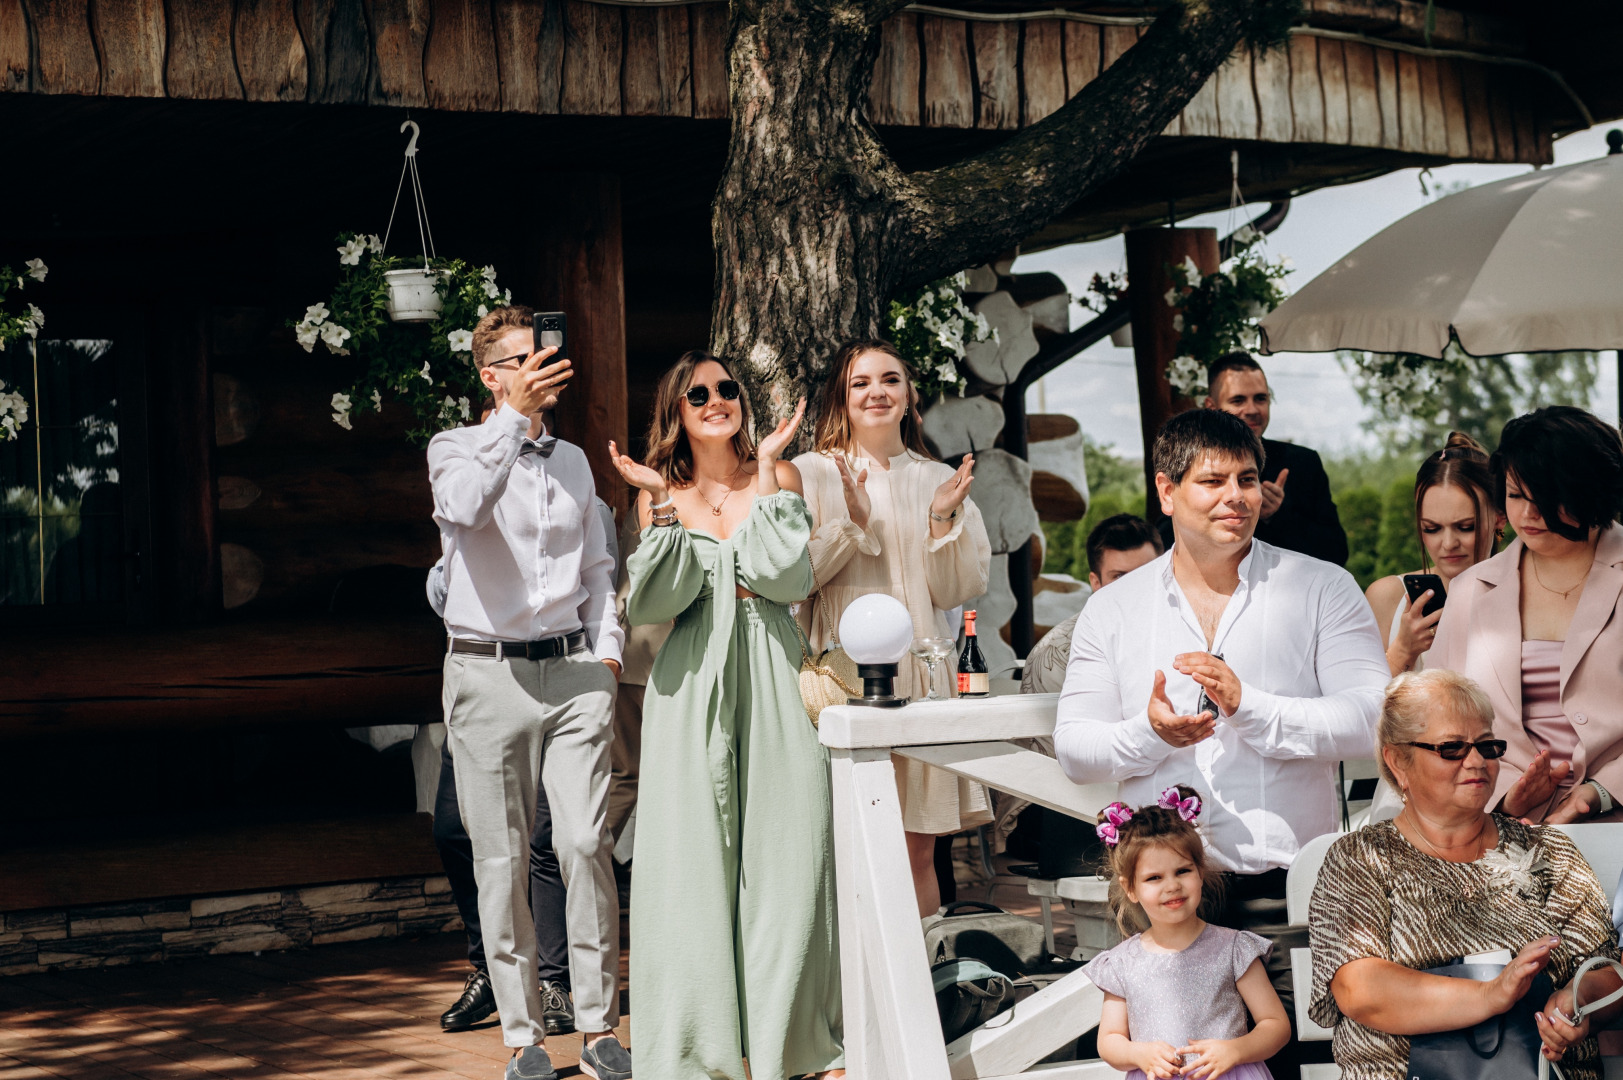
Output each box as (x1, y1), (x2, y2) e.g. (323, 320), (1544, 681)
(794, 340), (992, 918)
(1308, 668), (1620, 1080)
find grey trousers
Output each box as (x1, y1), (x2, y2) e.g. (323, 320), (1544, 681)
(442, 648), (620, 1048)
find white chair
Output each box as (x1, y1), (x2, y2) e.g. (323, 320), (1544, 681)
(1287, 823), (1623, 1080)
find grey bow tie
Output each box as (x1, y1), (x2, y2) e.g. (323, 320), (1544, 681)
(519, 437), (557, 459)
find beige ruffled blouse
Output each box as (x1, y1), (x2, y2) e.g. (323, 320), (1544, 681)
(794, 448), (994, 835)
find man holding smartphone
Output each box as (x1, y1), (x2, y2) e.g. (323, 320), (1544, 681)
(428, 305), (630, 1080)
(1054, 408), (1387, 1077)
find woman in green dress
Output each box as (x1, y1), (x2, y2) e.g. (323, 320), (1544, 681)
(607, 350), (845, 1080)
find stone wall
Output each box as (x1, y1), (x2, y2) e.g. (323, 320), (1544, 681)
(0, 876), (461, 976)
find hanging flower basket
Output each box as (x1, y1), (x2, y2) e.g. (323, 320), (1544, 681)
(290, 121), (511, 445)
(383, 268), (444, 322)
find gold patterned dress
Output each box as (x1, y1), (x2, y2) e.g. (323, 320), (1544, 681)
(1308, 815), (1619, 1080)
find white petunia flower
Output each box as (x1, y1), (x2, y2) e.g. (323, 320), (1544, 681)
(481, 265), (498, 284)
(23, 304), (43, 337)
(935, 361), (956, 382)
(458, 396), (471, 420)
(1164, 287), (1181, 307)
(304, 303), (330, 324)
(503, 288), (512, 303)
(483, 281), (501, 299)
(476, 304), (488, 319)
(332, 410), (353, 430)
(1181, 256), (1202, 285)
(420, 361), (432, 382)
(1172, 314), (1184, 333)
(337, 238), (367, 266)
(295, 323), (320, 352)
(894, 314), (906, 330)
(447, 328), (474, 353)
(319, 321), (351, 353)
(1231, 225), (1259, 247)
(371, 389), (382, 411)
(24, 258), (47, 283)
(365, 234), (384, 253)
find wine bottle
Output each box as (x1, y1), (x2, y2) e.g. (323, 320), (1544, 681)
(957, 609), (989, 697)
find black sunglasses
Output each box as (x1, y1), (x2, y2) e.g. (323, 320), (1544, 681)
(685, 380), (741, 408)
(1401, 739), (1509, 761)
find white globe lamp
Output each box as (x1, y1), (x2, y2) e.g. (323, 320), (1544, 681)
(837, 592), (914, 707)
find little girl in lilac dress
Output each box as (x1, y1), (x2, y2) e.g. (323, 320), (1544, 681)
(1089, 786), (1292, 1080)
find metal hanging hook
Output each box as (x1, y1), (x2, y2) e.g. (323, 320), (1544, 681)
(400, 119), (421, 158)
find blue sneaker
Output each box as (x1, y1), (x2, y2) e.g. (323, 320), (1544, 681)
(579, 1035), (632, 1080)
(505, 1046), (558, 1080)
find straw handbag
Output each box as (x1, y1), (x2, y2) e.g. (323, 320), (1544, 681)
(795, 563), (861, 726)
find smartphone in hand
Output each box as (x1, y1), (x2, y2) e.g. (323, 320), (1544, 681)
(534, 312), (567, 357)
(1402, 573), (1446, 617)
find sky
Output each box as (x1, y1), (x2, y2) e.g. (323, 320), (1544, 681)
(1013, 125), (1622, 459)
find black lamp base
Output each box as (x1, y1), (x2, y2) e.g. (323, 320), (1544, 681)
(848, 662), (910, 708)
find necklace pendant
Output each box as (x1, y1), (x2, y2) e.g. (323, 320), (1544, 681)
(712, 506), (722, 516)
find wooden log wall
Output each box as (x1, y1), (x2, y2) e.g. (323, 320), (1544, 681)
(869, 16), (1550, 164)
(0, 0), (1553, 165)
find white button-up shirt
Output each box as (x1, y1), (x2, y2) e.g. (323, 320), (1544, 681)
(427, 404), (624, 665)
(1054, 540), (1388, 874)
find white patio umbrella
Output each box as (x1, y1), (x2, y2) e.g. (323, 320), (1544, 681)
(1258, 152), (1623, 358)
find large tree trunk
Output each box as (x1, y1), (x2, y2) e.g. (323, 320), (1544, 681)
(710, 0), (1298, 442)
(709, 0), (908, 438)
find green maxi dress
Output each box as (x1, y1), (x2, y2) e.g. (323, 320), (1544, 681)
(626, 489), (844, 1080)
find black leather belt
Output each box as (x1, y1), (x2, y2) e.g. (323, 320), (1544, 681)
(449, 631), (587, 661)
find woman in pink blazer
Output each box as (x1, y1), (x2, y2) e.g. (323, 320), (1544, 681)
(1430, 406), (1623, 824)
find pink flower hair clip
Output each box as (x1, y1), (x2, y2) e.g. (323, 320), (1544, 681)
(1096, 801), (1133, 847)
(1158, 787), (1201, 823)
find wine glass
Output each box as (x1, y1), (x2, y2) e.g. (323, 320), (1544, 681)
(910, 636), (957, 701)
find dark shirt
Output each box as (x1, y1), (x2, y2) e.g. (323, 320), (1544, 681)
(1255, 438), (1348, 566)
(1154, 437), (1349, 567)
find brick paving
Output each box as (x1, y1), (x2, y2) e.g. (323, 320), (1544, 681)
(0, 853), (1068, 1079)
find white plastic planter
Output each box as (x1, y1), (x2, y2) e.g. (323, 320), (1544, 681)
(384, 268), (443, 322)
(1109, 323), (1133, 348)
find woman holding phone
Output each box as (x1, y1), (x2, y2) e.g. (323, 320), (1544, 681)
(1365, 433), (1502, 677)
(609, 351), (844, 1080)
(1431, 406), (1623, 824)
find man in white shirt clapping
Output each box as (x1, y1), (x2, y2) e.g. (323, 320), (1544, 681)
(1053, 408), (1387, 1069)
(428, 306), (631, 1080)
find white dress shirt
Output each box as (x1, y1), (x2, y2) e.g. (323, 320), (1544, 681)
(427, 403), (624, 666)
(1054, 540), (1388, 874)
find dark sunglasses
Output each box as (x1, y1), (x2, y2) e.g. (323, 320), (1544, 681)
(1401, 739), (1509, 761)
(685, 380), (741, 408)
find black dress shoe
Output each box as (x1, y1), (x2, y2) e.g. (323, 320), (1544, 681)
(441, 969), (496, 1031)
(540, 979), (575, 1036)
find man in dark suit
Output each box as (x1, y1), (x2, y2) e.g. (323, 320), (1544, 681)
(1203, 352), (1348, 565)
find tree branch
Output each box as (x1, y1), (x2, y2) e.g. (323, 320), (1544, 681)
(893, 0), (1298, 287)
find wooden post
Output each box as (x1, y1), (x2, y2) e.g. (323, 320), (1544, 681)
(1125, 227), (1219, 523)
(518, 174), (630, 518)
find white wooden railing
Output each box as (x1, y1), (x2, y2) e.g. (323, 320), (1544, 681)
(819, 694), (1124, 1080)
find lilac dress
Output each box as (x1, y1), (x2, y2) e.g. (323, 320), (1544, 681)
(1086, 923), (1274, 1080)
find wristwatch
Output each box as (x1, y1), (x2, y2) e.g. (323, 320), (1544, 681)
(929, 506), (960, 524)
(1584, 779), (1614, 815)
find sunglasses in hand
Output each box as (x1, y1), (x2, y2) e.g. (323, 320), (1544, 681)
(685, 380), (741, 408)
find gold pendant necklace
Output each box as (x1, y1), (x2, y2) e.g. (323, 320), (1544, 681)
(696, 464), (744, 517)
(1401, 809), (1487, 862)
(1529, 552), (1585, 599)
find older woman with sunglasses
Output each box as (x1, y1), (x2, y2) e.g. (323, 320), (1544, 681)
(1307, 669), (1620, 1080)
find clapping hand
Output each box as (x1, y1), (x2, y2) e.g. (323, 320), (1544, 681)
(1146, 669), (1215, 748)
(1173, 652), (1242, 718)
(929, 454), (975, 526)
(756, 397), (806, 465)
(1545, 783), (1601, 825)
(608, 440), (669, 508)
(506, 346), (573, 416)
(1502, 750), (1573, 820)
(834, 456), (871, 530)
(1259, 468), (1290, 521)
